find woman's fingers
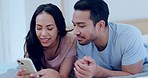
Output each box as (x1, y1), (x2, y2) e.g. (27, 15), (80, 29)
(17, 69), (27, 76)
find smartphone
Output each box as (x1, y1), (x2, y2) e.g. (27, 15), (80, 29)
(17, 58), (37, 75)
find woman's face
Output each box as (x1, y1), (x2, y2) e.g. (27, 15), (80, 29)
(35, 12), (58, 47)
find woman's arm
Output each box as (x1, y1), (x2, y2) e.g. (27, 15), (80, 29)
(59, 56), (75, 78)
(37, 57), (75, 78)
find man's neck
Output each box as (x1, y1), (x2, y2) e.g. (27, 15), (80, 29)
(94, 26), (109, 51)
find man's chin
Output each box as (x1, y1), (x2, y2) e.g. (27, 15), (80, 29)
(78, 41), (90, 46)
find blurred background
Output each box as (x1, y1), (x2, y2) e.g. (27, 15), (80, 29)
(0, 0), (148, 64)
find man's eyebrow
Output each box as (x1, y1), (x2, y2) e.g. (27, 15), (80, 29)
(72, 21), (85, 24)
(77, 22), (85, 24)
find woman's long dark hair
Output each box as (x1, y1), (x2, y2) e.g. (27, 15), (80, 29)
(24, 3), (67, 71)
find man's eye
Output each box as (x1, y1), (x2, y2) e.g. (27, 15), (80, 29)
(79, 25), (85, 28)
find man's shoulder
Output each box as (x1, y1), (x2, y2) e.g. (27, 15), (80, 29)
(109, 22), (140, 31)
(109, 22), (142, 36)
(108, 22), (143, 48)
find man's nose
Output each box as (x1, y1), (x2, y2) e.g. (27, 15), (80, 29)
(73, 26), (80, 35)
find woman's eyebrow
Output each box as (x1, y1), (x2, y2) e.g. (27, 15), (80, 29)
(36, 24), (42, 26)
(46, 24), (54, 27)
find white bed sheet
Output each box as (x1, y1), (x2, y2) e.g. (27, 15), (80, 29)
(0, 62), (18, 74)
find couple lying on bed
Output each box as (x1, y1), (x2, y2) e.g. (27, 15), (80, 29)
(17, 0), (148, 78)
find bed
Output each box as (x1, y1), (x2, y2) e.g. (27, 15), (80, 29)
(0, 62), (18, 78)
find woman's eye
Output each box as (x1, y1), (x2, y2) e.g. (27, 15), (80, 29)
(47, 28), (53, 30)
(37, 28), (42, 30)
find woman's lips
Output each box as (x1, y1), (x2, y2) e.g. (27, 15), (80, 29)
(40, 38), (50, 43)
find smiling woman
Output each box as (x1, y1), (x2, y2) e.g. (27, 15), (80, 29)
(17, 3), (76, 78)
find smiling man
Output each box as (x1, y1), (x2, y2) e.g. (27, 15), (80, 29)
(72, 0), (148, 78)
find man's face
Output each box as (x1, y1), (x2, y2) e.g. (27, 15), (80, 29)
(72, 10), (98, 45)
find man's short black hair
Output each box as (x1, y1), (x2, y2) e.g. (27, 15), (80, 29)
(74, 0), (109, 26)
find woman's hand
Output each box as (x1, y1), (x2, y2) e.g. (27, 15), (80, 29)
(17, 69), (37, 78)
(38, 69), (60, 78)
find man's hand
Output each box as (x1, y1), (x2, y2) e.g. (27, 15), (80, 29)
(74, 56), (97, 78)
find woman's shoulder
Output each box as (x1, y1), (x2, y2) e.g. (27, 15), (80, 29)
(63, 32), (76, 42)
(60, 33), (76, 49)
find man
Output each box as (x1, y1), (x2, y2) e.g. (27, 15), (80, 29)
(72, 0), (148, 78)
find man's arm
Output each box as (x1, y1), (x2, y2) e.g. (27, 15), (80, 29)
(74, 56), (143, 78)
(95, 60), (143, 77)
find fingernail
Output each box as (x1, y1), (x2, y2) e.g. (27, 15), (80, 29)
(30, 74), (34, 76)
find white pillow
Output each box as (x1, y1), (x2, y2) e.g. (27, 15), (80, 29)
(142, 34), (148, 45)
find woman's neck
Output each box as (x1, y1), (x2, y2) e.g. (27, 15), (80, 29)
(43, 35), (61, 60)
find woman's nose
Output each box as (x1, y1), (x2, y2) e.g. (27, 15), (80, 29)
(41, 29), (48, 36)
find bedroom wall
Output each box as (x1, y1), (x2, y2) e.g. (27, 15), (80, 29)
(0, 0), (26, 63)
(63, 0), (148, 27)
(106, 0), (148, 22)
(0, 0), (3, 63)
(24, 0), (148, 29)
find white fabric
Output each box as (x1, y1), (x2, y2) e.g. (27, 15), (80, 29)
(142, 34), (148, 45)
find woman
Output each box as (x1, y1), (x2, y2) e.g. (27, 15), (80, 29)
(17, 3), (76, 78)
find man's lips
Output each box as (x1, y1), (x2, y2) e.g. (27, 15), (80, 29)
(76, 36), (84, 41)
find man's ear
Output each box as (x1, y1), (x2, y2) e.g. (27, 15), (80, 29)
(95, 20), (106, 31)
